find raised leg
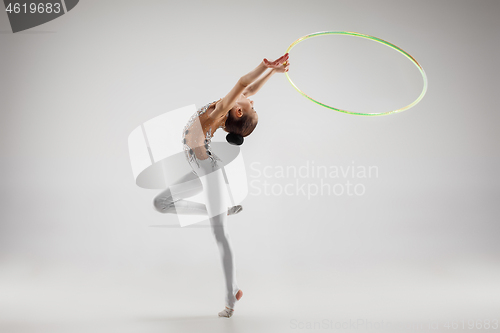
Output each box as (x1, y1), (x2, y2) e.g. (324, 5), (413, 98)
(153, 171), (208, 215)
(153, 170), (243, 216)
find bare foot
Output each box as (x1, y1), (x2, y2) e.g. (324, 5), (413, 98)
(218, 307), (234, 318)
(218, 290), (243, 318)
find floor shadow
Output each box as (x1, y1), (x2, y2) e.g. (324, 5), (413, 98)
(135, 314), (285, 333)
(149, 225), (211, 228)
(137, 314), (218, 322)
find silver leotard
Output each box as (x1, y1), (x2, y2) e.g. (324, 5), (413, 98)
(181, 101), (225, 171)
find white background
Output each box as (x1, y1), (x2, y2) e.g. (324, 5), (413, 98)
(1, 0), (499, 332)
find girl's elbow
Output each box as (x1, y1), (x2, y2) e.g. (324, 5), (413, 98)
(238, 77), (251, 88)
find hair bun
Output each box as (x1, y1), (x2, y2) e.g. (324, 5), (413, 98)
(226, 133), (244, 146)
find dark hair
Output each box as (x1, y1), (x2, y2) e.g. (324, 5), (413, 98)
(224, 110), (258, 146)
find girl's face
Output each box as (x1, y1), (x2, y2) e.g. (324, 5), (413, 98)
(232, 95), (257, 118)
(224, 95), (259, 135)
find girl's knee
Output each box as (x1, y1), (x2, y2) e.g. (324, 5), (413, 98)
(153, 195), (174, 213)
(152, 197), (164, 213)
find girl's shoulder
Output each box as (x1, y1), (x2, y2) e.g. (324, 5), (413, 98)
(202, 98), (223, 115)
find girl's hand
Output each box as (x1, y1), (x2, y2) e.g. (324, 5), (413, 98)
(263, 53), (290, 72)
(273, 61), (290, 73)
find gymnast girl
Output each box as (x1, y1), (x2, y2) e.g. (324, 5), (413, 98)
(152, 53), (290, 318)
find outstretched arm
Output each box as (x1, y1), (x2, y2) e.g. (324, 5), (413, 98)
(209, 53), (289, 119)
(242, 58), (290, 97)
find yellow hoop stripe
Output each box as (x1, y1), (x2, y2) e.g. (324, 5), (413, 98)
(284, 31), (428, 116)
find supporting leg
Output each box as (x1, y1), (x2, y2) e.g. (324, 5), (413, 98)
(197, 164), (240, 310)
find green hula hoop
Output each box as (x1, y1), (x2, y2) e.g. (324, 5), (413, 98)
(284, 31), (428, 116)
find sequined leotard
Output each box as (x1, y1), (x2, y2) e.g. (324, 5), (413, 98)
(181, 101), (227, 170)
